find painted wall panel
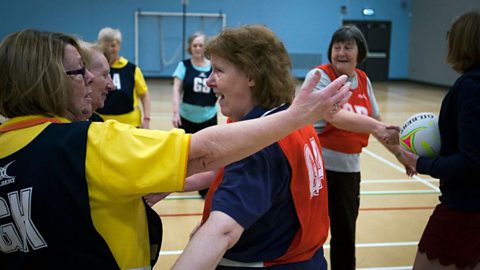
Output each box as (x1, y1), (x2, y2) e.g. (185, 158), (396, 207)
(1, 0), (412, 79)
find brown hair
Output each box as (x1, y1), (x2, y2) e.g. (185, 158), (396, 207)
(205, 25), (297, 108)
(447, 10), (480, 73)
(328, 25), (369, 64)
(0, 29), (77, 118)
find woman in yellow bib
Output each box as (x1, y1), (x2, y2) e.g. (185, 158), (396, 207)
(97, 27), (151, 128)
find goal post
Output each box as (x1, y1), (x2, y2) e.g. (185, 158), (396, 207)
(134, 11), (226, 77)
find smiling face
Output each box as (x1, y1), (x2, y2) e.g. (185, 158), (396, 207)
(330, 40), (358, 77)
(63, 44), (93, 121)
(88, 50), (115, 110)
(206, 53), (255, 122)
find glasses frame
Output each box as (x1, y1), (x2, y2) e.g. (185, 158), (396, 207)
(65, 66), (86, 78)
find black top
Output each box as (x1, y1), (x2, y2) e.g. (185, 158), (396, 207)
(417, 66), (480, 211)
(89, 112), (104, 122)
(97, 62), (136, 115)
(182, 59), (216, 106)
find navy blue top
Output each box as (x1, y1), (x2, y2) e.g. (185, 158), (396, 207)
(211, 105), (326, 269)
(89, 112), (104, 122)
(417, 66), (480, 211)
(182, 59), (216, 106)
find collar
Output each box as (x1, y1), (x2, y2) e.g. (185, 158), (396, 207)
(240, 103), (289, 121)
(0, 115), (70, 133)
(112, 56), (129, 69)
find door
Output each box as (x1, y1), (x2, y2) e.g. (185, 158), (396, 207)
(343, 20), (391, 81)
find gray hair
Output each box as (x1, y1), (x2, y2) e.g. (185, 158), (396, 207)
(78, 40), (111, 68)
(97, 27), (122, 43)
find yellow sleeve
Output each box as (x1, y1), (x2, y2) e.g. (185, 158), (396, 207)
(85, 120), (190, 201)
(134, 66), (148, 96)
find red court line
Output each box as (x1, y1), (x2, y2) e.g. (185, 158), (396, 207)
(159, 206), (435, 218)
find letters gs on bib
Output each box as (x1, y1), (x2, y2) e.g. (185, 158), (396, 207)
(193, 77), (211, 93)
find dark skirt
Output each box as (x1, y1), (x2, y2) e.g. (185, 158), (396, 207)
(418, 203), (480, 268)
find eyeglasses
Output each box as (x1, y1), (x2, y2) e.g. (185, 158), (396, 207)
(65, 66), (86, 78)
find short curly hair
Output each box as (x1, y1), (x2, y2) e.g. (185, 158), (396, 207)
(205, 25), (297, 109)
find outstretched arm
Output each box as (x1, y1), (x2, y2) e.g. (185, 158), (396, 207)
(186, 72), (352, 176)
(172, 211), (244, 270)
(183, 171), (217, 191)
(325, 109), (393, 135)
(144, 171), (216, 206)
(325, 109), (415, 172)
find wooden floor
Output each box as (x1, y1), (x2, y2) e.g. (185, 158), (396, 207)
(146, 78), (448, 270)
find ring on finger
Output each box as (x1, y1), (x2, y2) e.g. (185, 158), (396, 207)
(331, 103), (339, 112)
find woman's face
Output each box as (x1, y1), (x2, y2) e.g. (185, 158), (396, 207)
(103, 40), (120, 64)
(331, 40), (358, 77)
(63, 44), (93, 121)
(88, 50), (115, 110)
(190, 35), (206, 59)
(206, 53), (255, 122)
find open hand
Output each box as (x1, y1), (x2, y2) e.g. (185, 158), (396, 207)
(290, 71), (352, 125)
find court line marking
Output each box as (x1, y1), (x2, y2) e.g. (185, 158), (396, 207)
(357, 267), (412, 270)
(363, 148), (440, 192)
(166, 195), (201, 200)
(349, 241), (418, 248)
(164, 148), (441, 201)
(362, 179), (438, 184)
(159, 148), (423, 266)
(165, 187), (440, 201)
(164, 188), (440, 201)
(361, 190), (439, 195)
(159, 206), (433, 217)
(361, 206), (433, 211)
(159, 241), (418, 255)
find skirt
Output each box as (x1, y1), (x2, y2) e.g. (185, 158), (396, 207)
(418, 203), (480, 268)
